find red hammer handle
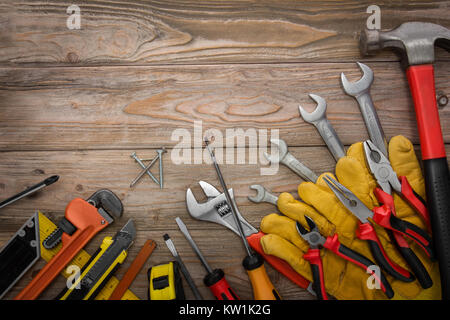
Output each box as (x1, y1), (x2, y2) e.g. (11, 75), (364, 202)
(407, 64), (450, 299)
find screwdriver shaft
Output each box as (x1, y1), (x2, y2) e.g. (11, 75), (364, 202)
(175, 217), (213, 274)
(204, 140), (253, 257)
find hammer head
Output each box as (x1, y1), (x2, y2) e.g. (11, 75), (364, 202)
(360, 22), (450, 65)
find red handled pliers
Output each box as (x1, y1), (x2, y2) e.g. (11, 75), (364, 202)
(324, 176), (434, 284)
(363, 140), (430, 229)
(363, 140), (433, 288)
(296, 215), (394, 300)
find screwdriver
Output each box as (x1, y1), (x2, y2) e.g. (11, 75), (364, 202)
(163, 233), (204, 300)
(0, 175), (59, 209)
(204, 138), (281, 300)
(175, 217), (239, 300)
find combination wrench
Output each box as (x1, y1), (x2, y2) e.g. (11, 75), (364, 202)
(299, 94), (346, 162)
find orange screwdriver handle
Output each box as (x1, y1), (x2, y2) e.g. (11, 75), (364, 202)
(14, 198), (111, 300)
(244, 252), (281, 300)
(247, 232), (310, 289)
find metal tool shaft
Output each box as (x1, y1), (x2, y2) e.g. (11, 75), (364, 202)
(163, 234), (204, 300)
(175, 217), (213, 274)
(205, 140), (253, 257)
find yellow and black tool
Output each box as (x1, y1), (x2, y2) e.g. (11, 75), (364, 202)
(57, 219), (136, 300)
(147, 261), (185, 300)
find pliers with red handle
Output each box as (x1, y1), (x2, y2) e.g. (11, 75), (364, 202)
(363, 140), (433, 288)
(324, 175), (434, 284)
(296, 215), (394, 300)
(363, 140), (430, 229)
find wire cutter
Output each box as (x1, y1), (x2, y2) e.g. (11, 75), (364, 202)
(296, 215), (394, 299)
(363, 140), (433, 288)
(324, 176), (434, 272)
(363, 140), (430, 229)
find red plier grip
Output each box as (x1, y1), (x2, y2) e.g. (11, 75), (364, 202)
(356, 222), (414, 282)
(373, 205), (434, 260)
(398, 176), (431, 231)
(303, 249), (328, 300)
(323, 234), (394, 299)
(247, 232), (310, 289)
(374, 187), (433, 288)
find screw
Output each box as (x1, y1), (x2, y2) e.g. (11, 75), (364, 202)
(130, 152), (160, 187)
(156, 148), (167, 189)
(437, 92), (448, 108)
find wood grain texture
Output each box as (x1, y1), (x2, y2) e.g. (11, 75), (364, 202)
(0, 0), (449, 66)
(0, 61), (449, 151)
(0, 0), (449, 301)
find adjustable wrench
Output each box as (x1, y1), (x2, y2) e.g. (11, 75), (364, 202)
(264, 138), (319, 182)
(299, 94), (346, 161)
(186, 181), (310, 290)
(341, 62), (388, 156)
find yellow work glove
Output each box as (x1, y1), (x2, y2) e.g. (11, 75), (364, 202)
(260, 135), (440, 300)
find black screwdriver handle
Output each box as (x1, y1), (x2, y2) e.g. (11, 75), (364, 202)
(423, 158), (450, 299)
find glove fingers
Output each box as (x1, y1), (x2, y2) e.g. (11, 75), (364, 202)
(277, 192), (335, 237)
(298, 174), (358, 239)
(389, 135), (425, 199)
(260, 233), (313, 281)
(260, 213), (309, 252)
(388, 135), (427, 227)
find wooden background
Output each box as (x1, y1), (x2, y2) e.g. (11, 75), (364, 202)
(0, 0), (449, 300)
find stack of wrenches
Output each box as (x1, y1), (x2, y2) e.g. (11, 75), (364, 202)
(130, 148), (166, 188)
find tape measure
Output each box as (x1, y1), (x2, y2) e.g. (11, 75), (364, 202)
(147, 261), (185, 300)
(38, 212), (139, 300)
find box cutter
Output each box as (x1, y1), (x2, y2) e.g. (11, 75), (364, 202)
(186, 181), (309, 290)
(57, 219), (135, 300)
(0, 212), (40, 299)
(14, 189), (123, 300)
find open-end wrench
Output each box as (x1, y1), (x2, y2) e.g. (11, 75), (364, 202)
(248, 185), (278, 206)
(341, 62), (388, 156)
(264, 138), (319, 182)
(299, 94), (346, 162)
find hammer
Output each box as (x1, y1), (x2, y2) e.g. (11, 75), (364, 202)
(360, 22), (450, 299)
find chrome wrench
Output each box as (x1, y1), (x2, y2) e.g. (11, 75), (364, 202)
(299, 94), (346, 161)
(341, 62), (388, 156)
(264, 138), (319, 182)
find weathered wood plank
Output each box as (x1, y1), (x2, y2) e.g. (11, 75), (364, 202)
(0, 61), (449, 151)
(1, 146), (449, 299)
(0, 1), (449, 66)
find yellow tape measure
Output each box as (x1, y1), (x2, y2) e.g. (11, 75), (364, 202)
(38, 211), (139, 300)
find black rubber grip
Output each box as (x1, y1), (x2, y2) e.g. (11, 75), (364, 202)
(423, 158), (450, 299)
(310, 264), (326, 300)
(396, 245), (432, 289)
(337, 244), (394, 299)
(367, 240), (414, 283)
(389, 215), (434, 259)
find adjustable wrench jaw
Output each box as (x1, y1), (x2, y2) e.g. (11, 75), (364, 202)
(186, 181), (258, 237)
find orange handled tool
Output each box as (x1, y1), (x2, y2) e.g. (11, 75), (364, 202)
(204, 139), (281, 300)
(14, 189), (123, 300)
